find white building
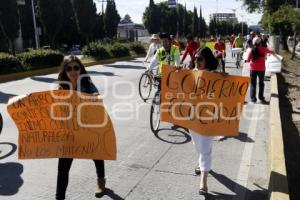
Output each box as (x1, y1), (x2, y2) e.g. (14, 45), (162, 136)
(117, 23), (149, 41)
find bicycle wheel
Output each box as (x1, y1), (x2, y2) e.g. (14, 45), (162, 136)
(0, 143), (17, 160)
(150, 91), (161, 133)
(0, 113), (3, 135)
(138, 73), (152, 102)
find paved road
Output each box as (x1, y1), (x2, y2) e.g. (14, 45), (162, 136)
(0, 49), (270, 200)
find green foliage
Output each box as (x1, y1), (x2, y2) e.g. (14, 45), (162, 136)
(104, 0), (121, 38)
(108, 43), (130, 57)
(38, 0), (63, 46)
(82, 42), (111, 59)
(17, 49), (64, 70)
(0, 52), (22, 73)
(72, 0), (97, 42)
(128, 43), (146, 55)
(0, 0), (20, 53)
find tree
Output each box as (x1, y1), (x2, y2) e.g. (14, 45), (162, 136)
(192, 7), (198, 36)
(104, 0), (121, 39)
(0, 0), (20, 54)
(177, 4), (184, 37)
(121, 14), (133, 24)
(93, 12), (105, 41)
(56, 0), (81, 46)
(242, 0), (298, 51)
(72, 0), (97, 43)
(38, 0), (63, 47)
(143, 0), (160, 34)
(271, 5), (300, 59)
(19, 0), (35, 48)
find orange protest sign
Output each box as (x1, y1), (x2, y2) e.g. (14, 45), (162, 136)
(161, 65), (250, 136)
(7, 90), (116, 160)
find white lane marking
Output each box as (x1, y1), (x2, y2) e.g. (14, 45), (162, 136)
(233, 104), (265, 200)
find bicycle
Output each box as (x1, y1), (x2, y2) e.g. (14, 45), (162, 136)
(150, 76), (161, 133)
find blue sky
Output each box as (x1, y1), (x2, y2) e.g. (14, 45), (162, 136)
(95, 0), (262, 25)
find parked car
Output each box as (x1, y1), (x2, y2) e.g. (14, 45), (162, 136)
(68, 45), (81, 55)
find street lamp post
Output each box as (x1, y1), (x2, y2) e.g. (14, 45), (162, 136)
(31, 0), (39, 48)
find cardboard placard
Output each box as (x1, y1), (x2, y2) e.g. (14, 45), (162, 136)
(161, 65), (250, 136)
(7, 90), (116, 160)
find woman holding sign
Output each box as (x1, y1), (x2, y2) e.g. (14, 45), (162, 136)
(191, 47), (219, 195)
(55, 55), (106, 199)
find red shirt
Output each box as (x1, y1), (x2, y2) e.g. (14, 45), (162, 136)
(181, 41), (200, 62)
(246, 47), (273, 71)
(229, 37), (235, 46)
(214, 43), (226, 52)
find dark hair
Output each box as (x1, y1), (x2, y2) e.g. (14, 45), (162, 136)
(58, 55), (92, 90)
(186, 34), (194, 40)
(159, 32), (171, 40)
(195, 47), (218, 70)
(251, 44), (262, 61)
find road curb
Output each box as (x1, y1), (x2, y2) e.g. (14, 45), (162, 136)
(268, 73), (290, 200)
(0, 55), (144, 83)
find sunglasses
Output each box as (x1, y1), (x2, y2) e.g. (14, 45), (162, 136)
(66, 65), (80, 72)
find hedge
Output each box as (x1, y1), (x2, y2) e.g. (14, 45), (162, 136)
(129, 42), (146, 55)
(108, 43), (131, 57)
(0, 53), (22, 73)
(17, 49), (64, 70)
(82, 42), (111, 60)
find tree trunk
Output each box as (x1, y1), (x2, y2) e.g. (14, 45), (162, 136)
(280, 31), (289, 51)
(9, 39), (16, 55)
(291, 32), (297, 60)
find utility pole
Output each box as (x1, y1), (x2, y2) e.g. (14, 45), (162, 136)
(31, 0), (39, 48)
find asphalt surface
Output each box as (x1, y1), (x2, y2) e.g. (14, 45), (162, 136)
(0, 48), (270, 200)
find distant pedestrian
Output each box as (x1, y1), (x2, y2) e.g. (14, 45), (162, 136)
(246, 37), (274, 103)
(261, 34), (269, 48)
(214, 36), (226, 72)
(170, 34), (180, 47)
(245, 31), (256, 49)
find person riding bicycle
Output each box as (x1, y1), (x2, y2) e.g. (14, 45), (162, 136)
(147, 32), (180, 82)
(214, 36), (226, 72)
(144, 34), (161, 62)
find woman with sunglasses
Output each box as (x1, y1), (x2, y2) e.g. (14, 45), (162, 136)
(190, 47), (219, 195)
(56, 55), (106, 199)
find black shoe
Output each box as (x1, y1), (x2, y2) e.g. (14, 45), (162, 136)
(251, 98), (257, 103)
(199, 188), (208, 195)
(260, 99), (268, 104)
(195, 167), (201, 175)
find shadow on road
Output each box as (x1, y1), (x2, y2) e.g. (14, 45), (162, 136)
(31, 76), (57, 83)
(104, 64), (146, 70)
(0, 92), (16, 104)
(205, 170), (268, 200)
(88, 71), (119, 77)
(105, 188), (125, 200)
(0, 162), (24, 196)
(153, 127), (191, 144)
(233, 132), (255, 143)
(0, 142), (17, 160)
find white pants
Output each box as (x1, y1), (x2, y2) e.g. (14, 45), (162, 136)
(190, 131), (213, 172)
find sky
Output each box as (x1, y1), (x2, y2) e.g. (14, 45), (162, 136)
(95, 0), (263, 26)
